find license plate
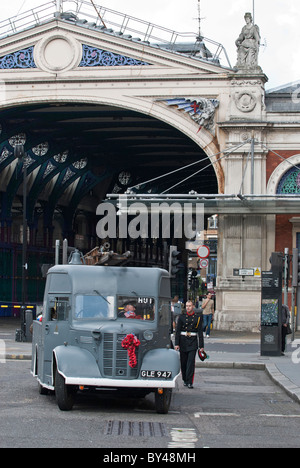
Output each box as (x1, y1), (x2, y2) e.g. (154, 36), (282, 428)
(141, 370), (172, 379)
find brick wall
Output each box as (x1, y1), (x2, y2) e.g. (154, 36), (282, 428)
(267, 150), (300, 256)
(275, 214), (293, 252)
(266, 150), (299, 183)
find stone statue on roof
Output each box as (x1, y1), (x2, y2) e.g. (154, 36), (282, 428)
(235, 12), (262, 72)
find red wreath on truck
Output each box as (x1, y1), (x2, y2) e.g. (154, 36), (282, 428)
(121, 334), (141, 368)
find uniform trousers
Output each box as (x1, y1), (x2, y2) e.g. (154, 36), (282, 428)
(180, 348), (197, 385)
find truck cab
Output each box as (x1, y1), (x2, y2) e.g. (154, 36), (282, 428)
(31, 265), (180, 413)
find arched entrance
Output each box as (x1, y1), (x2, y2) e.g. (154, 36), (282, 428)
(0, 100), (220, 303)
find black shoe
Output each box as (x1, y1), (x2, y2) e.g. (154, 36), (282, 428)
(187, 384), (194, 389)
(183, 381), (188, 386)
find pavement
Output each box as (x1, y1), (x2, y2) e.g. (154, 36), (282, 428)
(1, 318), (300, 405)
(199, 330), (300, 405)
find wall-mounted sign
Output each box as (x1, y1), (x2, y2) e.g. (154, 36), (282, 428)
(233, 268), (254, 277)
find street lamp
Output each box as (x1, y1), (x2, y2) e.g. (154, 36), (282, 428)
(14, 144), (28, 341)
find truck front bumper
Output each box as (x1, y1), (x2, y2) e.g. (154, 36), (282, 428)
(63, 373), (180, 388)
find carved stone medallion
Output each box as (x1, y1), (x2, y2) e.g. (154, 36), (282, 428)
(235, 91), (257, 112)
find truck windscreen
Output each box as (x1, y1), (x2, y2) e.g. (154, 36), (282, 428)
(74, 295), (115, 320)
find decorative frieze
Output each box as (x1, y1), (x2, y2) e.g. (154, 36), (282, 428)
(0, 46), (36, 69)
(79, 44), (150, 67)
(164, 97), (219, 133)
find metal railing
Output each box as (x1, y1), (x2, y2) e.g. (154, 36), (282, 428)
(0, 0), (232, 68)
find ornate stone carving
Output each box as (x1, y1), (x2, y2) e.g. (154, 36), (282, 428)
(235, 91), (257, 113)
(235, 12), (262, 73)
(164, 97), (219, 133)
(231, 79), (263, 87)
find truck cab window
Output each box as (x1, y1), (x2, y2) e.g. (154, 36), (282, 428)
(48, 297), (69, 321)
(117, 296), (155, 321)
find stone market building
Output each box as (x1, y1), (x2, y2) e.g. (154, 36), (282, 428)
(0, 2), (299, 330)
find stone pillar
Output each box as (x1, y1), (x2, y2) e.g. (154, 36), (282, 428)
(215, 214), (272, 331)
(213, 57), (272, 330)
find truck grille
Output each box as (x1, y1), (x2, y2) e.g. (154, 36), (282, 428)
(103, 333), (139, 379)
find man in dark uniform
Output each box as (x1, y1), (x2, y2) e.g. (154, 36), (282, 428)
(175, 300), (204, 389)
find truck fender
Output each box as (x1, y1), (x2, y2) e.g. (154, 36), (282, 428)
(53, 346), (101, 382)
(140, 348), (180, 376)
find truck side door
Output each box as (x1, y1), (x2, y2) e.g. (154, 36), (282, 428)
(43, 296), (70, 383)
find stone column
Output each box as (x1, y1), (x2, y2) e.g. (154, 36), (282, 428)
(215, 214), (272, 331)
(214, 55), (272, 330)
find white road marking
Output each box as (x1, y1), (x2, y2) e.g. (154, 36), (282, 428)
(168, 428), (198, 448)
(260, 414), (300, 418)
(195, 412), (240, 418)
(0, 339), (6, 363)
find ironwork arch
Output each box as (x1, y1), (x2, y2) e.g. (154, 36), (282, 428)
(277, 166), (300, 194)
(0, 100), (220, 249)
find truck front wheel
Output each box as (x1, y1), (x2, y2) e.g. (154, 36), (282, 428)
(55, 368), (76, 411)
(155, 388), (172, 414)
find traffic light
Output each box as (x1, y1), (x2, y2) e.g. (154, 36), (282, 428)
(188, 269), (194, 289)
(169, 245), (180, 277)
(188, 269), (192, 288)
(292, 248), (300, 287)
(188, 269), (197, 289)
(192, 276), (199, 290)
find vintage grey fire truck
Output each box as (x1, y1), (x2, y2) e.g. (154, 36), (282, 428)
(31, 263), (180, 413)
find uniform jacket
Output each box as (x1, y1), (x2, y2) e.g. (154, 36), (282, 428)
(175, 311), (204, 352)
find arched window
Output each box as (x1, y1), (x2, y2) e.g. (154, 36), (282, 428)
(277, 167), (300, 194)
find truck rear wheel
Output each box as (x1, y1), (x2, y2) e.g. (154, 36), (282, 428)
(55, 368), (75, 411)
(155, 388), (172, 414)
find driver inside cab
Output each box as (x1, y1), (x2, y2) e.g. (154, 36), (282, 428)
(119, 302), (142, 319)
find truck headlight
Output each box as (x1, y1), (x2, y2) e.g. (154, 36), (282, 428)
(143, 330), (153, 341)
